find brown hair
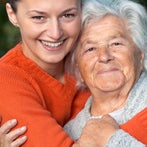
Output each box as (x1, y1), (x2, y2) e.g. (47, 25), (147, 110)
(8, 0), (19, 12)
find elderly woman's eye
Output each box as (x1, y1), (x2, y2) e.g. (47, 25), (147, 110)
(87, 47), (95, 52)
(83, 44), (97, 53)
(113, 42), (122, 46)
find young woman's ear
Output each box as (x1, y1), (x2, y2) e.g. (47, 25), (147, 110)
(6, 3), (19, 27)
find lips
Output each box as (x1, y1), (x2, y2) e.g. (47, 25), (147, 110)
(97, 68), (119, 75)
(40, 40), (63, 48)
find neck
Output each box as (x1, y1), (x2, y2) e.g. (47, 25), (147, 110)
(45, 61), (65, 83)
(90, 91), (128, 116)
(21, 43), (65, 83)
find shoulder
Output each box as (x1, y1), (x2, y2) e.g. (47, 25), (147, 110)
(120, 107), (147, 145)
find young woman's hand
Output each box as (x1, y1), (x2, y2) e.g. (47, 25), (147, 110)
(0, 119), (27, 147)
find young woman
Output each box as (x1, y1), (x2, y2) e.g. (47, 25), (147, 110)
(0, 0), (90, 146)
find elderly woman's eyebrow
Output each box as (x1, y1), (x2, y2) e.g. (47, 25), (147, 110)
(79, 40), (98, 48)
(80, 36), (121, 46)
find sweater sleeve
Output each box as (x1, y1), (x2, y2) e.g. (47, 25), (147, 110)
(121, 108), (147, 145)
(106, 108), (147, 146)
(106, 130), (146, 147)
(0, 63), (74, 147)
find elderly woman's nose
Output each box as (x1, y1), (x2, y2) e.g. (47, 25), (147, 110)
(98, 46), (113, 63)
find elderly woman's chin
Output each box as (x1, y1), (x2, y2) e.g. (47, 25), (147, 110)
(93, 71), (126, 92)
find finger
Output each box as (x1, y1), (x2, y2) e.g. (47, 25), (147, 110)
(0, 119), (17, 134)
(6, 126), (27, 141)
(11, 136), (27, 147)
(101, 115), (119, 129)
(101, 115), (116, 122)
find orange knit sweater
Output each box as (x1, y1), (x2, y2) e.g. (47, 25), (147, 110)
(120, 107), (147, 145)
(0, 44), (89, 147)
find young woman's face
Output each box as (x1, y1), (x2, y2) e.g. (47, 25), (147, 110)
(77, 15), (144, 94)
(7, 0), (81, 70)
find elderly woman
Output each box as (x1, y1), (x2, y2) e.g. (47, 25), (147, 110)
(64, 0), (147, 146)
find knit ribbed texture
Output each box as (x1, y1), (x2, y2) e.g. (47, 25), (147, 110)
(64, 72), (147, 146)
(107, 130), (145, 147)
(0, 43), (90, 147)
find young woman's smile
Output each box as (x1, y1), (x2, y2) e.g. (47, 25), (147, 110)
(8, 0), (81, 71)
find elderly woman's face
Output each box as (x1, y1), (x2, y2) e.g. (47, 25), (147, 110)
(77, 15), (144, 93)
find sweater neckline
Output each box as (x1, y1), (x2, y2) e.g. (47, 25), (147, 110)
(86, 97), (125, 121)
(15, 43), (76, 89)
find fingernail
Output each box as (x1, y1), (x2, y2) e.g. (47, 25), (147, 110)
(20, 136), (27, 143)
(10, 119), (17, 124)
(21, 136), (27, 140)
(20, 126), (27, 131)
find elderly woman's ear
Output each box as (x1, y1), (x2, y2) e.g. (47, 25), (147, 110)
(141, 52), (144, 69)
(75, 63), (84, 83)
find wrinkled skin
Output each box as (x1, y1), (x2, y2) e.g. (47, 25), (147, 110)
(73, 115), (119, 147)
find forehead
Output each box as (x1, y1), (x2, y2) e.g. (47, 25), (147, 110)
(81, 15), (128, 42)
(17, 0), (81, 13)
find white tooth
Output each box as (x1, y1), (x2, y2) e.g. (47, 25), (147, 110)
(41, 41), (63, 47)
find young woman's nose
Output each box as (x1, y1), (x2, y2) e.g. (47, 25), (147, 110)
(46, 19), (63, 40)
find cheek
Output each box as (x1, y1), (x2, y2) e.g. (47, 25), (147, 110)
(114, 51), (133, 69)
(118, 52), (142, 79)
(65, 21), (81, 37)
(78, 59), (94, 82)
(18, 18), (45, 37)
(79, 63), (88, 76)
(20, 24), (41, 39)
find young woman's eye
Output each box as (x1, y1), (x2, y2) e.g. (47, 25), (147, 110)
(32, 16), (45, 20)
(31, 16), (46, 23)
(63, 13), (75, 18)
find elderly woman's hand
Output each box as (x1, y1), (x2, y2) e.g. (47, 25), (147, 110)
(0, 119), (27, 147)
(75, 115), (119, 147)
